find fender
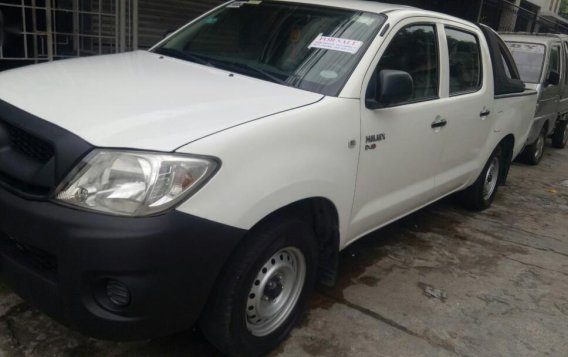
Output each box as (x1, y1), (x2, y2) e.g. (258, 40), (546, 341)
(175, 97), (361, 246)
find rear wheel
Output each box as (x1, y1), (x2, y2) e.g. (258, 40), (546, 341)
(552, 119), (568, 149)
(460, 146), (503, 211)
(522, 127), (546, 165)
(199, 216), (318, 357)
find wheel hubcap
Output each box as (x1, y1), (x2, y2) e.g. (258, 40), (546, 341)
(246, 247), (306, 337)
(535, 134), (545, 160)
(483, 157), (500, 201)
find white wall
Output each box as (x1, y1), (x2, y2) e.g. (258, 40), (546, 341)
(527, 0), (561, 14)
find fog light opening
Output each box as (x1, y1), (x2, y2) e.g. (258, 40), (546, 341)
(105, 279), (131, 308)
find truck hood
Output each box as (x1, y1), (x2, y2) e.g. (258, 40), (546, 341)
(0, 51), (323, 151)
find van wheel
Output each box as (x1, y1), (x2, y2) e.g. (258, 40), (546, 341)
(552, 120), (568, 149)
(199, 216), (318, 357)
(460, 146), (503, 211)
(522, 127), (546, 165)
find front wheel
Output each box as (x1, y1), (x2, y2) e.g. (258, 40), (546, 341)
(199, 216), (318, 357)
(552, 119), (568, 149)
(459, 146), (503, 211)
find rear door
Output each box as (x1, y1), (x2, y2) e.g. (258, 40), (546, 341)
(434, 23), (494, 194)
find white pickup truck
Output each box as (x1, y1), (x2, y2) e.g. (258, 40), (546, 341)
(0, 1), (537, 356)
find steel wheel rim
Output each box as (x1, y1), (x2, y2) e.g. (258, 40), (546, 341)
(535, 133), (545, 160)
(246, 247), (306, 337)
(483, 157), (500, 201)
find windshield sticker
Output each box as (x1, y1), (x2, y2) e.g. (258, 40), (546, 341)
(356, 16), (376, 26)
(228, 0), (261, 7)
(309, 34), (364, 54)
(507, 42), (545, 54)
(204, 16), (219, 25)
(320, 70), (339, 79)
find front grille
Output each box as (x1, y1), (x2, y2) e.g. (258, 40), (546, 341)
(0, 233), (58, 273)
(2, 120), (55, 163)
(0, 99), (93, 198)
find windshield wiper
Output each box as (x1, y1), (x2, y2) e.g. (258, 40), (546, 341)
(154, 49), (287, 86)
(241, 63), (288, 86)
(247, 64), (289, 86)
(153, 47), (214, 67)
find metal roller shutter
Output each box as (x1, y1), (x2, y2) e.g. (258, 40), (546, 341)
(138, 0), (224, 49)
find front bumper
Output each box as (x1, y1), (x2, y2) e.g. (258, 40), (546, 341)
(0, 186), (246, 340)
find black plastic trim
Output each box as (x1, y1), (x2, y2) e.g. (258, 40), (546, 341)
(495, 89), (538, 99)
(0, 186), (247, 340)
(478, 24), (526, 96)
(0, 99), (94, 200)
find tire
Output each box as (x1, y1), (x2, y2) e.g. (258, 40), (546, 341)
(199, 216), (318, 357)
(522, 127), (546, 165)
(460, 146), (503, 211)
(552, 119), (568, 149)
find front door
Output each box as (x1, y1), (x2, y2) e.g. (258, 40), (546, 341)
(349, 21), (444, 240)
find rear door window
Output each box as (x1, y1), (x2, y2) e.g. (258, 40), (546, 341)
(445, 27), (482, 95)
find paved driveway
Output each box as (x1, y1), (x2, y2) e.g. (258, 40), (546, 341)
(1, 146), (567, 357)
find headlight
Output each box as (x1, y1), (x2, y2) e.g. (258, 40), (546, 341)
(55, 150), (219, 216)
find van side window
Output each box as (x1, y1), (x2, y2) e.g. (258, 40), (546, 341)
(375, 24), (439, 103)
(564, 42), (568, 84)
(446, 28), (482, 95)
(549, 46), (560, 75)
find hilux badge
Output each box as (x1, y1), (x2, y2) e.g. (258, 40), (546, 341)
(365, 133), (386, 150)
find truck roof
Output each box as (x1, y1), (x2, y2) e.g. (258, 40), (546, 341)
(272, 0), (410, 13)
(272, 0), (479, 29)
(500, 33), (565, 45)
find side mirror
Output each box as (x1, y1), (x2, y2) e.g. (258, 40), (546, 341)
(366, 70), (414, 109)
(546, 70), (560, 86)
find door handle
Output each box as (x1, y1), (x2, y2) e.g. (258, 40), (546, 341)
(431, 118), (447, 129)
(480, 110), (491, 117)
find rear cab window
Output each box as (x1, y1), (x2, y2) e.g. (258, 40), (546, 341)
(506, 42), (546, 84)
(445, 27), (482, 95)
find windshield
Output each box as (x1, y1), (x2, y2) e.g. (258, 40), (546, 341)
(153, 1), (386, 96)
(506, 42), (546, 84)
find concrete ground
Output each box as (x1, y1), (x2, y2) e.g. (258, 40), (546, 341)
(1, 145), (567, 357)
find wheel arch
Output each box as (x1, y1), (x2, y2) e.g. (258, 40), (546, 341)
(234, 197), (341, 288)
(498, 134), (515, 185)
(543, 117), (551, 134)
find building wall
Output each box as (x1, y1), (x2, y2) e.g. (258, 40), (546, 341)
(528, 0), (561, 14)
(383, 0), (483, 22)
(138, 0), (223, 49)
